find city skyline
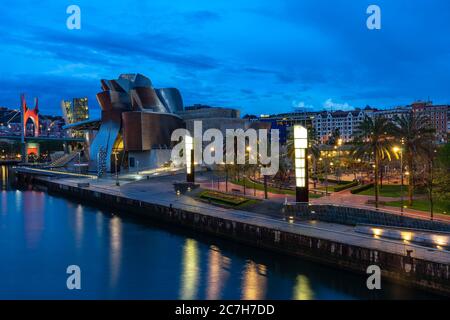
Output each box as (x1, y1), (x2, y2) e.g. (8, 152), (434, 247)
(1, 0), (450, 118)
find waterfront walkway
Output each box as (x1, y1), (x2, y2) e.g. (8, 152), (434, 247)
(197, 177), (450, 223)
(39, 172), (450, 265)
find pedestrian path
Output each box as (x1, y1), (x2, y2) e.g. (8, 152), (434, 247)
(47, 174), (450, 265)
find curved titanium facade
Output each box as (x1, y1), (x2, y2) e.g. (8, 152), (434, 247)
(122, 112), (184, 151)
(130, 87), (167, 112)
(155, 88), (184, 113)
(88, 73), (185, 172)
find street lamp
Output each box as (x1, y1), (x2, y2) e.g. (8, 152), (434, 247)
(185, 135), (194, 183)
(78, 151), (81, 174)
(318, 157), (329, 196)
(114, 152), (120, 186)
(244, 146), (252, 195)
(337, 139), (342, 182)
(293, 125), (308, 203)
(393, 146), (404, 215)
(225, 163), (229, 192)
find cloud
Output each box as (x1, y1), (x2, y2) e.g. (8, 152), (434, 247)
(0, 0), (450, 117)
(0, 22), (220, 72)
(0, 74), (99, 116)
(322, 99), (353, 111)
(291, 100), (316, 112)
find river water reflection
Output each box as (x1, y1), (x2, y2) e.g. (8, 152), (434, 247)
(0, 166), (439, 299)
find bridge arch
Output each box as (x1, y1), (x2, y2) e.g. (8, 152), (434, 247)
(21, 95), (39, 137)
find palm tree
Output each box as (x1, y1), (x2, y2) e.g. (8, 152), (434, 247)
(327, 128), (341, 145)
(353, 116), (394, 208)
(392, 112), (435, 206)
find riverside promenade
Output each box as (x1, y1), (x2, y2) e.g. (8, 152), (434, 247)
(15, 168), (450, 295)
(200, 179), (450, 223)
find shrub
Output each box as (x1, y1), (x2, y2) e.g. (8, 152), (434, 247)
(333, 180), (359, 192)
(318, 177), (352, 185)
(350, 183), (374, 194)
(199, 190), (248, 205)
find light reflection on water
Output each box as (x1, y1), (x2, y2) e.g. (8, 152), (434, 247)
(1, 165), (7, 189)
(180, 238), (200, 299)
(75, 204), (84, 249)
(293, 275), (314, 300)
(0, 167), (441, 299)
(242, 261), (267, 300)
(206, 245), (230, 300)
(109, 216), (122, 289)
(23, 191), (45, 249)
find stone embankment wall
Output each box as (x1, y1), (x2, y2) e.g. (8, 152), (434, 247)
(17, 173), (450, 296)
(286, 204), (450, 232)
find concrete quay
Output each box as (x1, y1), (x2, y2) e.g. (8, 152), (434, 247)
(16, 170), (450, 296)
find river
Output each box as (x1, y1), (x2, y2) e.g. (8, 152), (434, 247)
(0, 166), (438, 299)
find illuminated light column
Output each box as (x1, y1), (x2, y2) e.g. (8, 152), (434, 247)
(294, 125), (309, 203)
(186, 135), (195, 182)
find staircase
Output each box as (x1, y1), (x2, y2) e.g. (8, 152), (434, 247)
(46, 151), (79, 168)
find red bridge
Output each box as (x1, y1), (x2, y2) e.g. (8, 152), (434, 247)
(21, 94), (39, 137)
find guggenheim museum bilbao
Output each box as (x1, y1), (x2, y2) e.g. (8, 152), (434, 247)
(67, 73), (249, 173)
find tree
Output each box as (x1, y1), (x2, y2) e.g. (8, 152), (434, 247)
(424, 141), (437, 220)
(433, 143), (450, 208)
(276, 144), (292, 187)
(353, 116), (394, 208)
(327, 128), (341, 146)
(392, 112), (435, 206)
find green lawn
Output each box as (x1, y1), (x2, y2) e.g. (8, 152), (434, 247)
(316, 180), (358, 192)
(355, 185), (422, 198)
(385, 199), (450, 215)
(232, 178), (322, 198)
(198, 190), (260, 208)
(199, 190), (248, 205)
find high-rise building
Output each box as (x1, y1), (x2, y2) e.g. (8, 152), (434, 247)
(255, 107), (376, 144)
(61, 97), (89, 137)
(311, 108), (376, 143)
(61, 100), (73, 123)
(249, 112), (317, 144)
(411, 101), (449, 143)
(73, 98), (89, 122)
(373, 106), (411, 120)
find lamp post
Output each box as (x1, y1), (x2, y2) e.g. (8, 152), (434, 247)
(114, 152), (120, 186)
(337, 139), (342, 182)
(244, 146), (252, 196)
(78, 151), (81, 174)
(253, 170), (256, 196)
(393, 146), (404, 215)
(293, 125), (308, 203)
(225, 164), (229, 192)
(263, 174), (268, 199)
(185, 135), (194, 183)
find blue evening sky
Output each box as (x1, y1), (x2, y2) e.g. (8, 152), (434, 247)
(0, 0), (449, 118)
